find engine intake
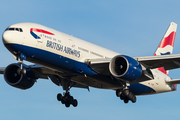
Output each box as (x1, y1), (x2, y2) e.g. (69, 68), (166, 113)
(4, 63), (36, 90)
(109, 55), (142, 81)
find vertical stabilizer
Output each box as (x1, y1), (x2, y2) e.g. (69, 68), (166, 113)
(155, 22), (177, 56)
(154, 22), (177, 75)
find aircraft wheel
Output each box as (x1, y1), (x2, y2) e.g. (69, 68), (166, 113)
(123, 89), (130, 96)
(65, 102), (70, 107)
(124, 99), (129, 103)
(57, 93), (62, 101)
(127, 92), (133, 100)
(116, 89), (121, 97)
(131, 95), (136, 103)
(69, 96), (74, 103)
(61, 99), (65, 104)
(72, 99), (78, 107)
(120, 94), (125, 100)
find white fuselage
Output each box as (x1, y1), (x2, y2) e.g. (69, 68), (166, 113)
(2, 23), (176, 95)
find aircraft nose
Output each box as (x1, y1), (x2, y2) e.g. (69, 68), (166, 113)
(2, 31), (12, 44)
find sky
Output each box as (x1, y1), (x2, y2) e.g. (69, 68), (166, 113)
(1, 0), (180, 120)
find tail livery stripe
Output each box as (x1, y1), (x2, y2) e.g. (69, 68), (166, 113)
(157, 67), (168, 75)
(158, 31), (176, 48)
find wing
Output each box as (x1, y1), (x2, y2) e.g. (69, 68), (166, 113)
(85, 54), (180, 84)
(135, 54), (180, 70)
(0, 64), (89, 90)
(1, 54), (180, 88)
(87, 54), (180, 74)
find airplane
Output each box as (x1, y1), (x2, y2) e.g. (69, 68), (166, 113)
(1, 22), (180, 108)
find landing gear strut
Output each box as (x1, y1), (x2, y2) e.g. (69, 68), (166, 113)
(116, 89), (136, 104)
(15, 53), (27, 75)
(17, 61), (26, 75)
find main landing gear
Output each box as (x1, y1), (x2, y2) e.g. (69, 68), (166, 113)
(57, 92), (78, 107)
(116, 89), (136, 104)
(56, 77), (78, 108)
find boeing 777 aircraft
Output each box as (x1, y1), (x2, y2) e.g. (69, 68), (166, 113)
(1, 22), (180, 107)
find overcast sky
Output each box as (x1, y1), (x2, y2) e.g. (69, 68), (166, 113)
(0, 0), (180, 120)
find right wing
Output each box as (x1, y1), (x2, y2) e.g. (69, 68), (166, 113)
(0, 64), (90, 90)
(85, 54), (180, 84)
(86, 54), (180, 75)
(135, 54), (180, 70)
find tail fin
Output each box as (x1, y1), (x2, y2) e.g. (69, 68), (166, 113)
(154, 22), (177, 75)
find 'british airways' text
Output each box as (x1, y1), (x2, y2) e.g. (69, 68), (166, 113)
(46, 40), (80, 58)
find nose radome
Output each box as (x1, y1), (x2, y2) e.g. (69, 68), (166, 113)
(2, 31), (12, 44)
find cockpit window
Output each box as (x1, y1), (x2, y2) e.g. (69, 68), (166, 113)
(19, 28), (23, 32)
(5, 27), (23, 32)
(9, 28), (15, 30)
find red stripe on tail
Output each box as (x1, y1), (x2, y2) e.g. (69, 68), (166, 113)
(159, 31), (176, 48)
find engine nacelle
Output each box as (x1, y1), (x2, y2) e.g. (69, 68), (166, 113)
(109, 55), (142, 81)
(4, 63), (36, 90)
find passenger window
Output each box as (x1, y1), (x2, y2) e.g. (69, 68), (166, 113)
(19, 28), (23, 32)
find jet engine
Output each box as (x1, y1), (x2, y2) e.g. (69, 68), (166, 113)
(4, 63), (36, 90)
(109, 55), (142, 82)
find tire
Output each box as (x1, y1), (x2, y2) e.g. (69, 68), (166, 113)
(65, 102), (70, 107)
(120, 94), (125, 100)
(72, 99), (78, 107)
(122, 89), (130, 96)
(131, 95), (136, 103)
(124, 99), (129, 104)
(69, 96), (74, 103)
(116, 89), (121, 97)
(127, 92), (133, 100)
(57, 93), (62, 101)
(61, 99), (65, 104)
